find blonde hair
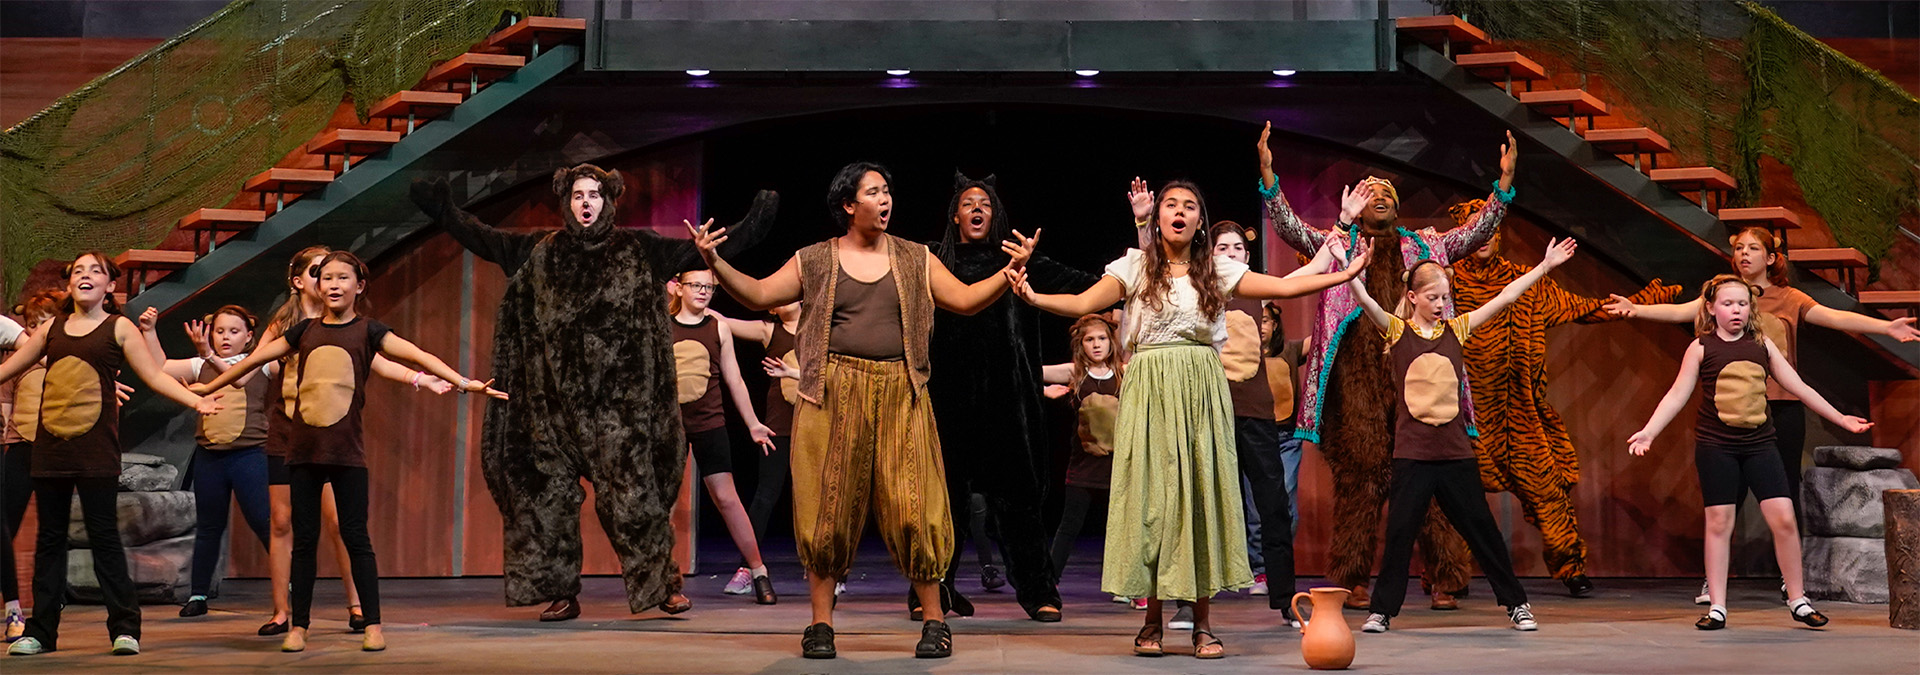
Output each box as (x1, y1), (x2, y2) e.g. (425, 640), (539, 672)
(1695, 274), (1764, 342)
(1392, 259), (1449, 320)
(667, 269), (711, 316)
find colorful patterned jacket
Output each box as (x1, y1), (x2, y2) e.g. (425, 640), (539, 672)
(1263, 187), (1508, 442)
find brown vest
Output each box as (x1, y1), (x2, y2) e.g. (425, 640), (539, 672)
(196, 358), (271, 450)
(670, 315), (727, 434)
(287, 318), (377, 467)
(795, 235), (933, 404)
(1389, 316), (1475, 461)
(763, 322), (797, 436)
(1696, 332), (1776, 447)
(1222, 297), (1275, 420)
(34, 314), (124, 478)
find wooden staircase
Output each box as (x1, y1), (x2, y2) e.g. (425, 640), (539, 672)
(1398, 15), (1903, 314)
(104, 16), (584, 301)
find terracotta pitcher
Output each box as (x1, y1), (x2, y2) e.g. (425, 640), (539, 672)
(1291, 586), (1356, 670)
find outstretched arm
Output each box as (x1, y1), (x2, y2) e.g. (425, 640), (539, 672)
(1566, 278), (1681, 326)
(196, 337), (294, 393)
(1764, 339), (1874, 433)
(1628, 341), (1703, 455)
(689, 221), (803, 311)
(0, 322), (50, 384)
(1011, 273), (1127, 319)
(1282, 237), (1341, 278)
(114, 318), (220, 414)
(1346, 275), (1395, 331)
(1806, 304), (1920, 343)
(1435, 130), (1519, 260)
(1238, 237), (1371, 301)
(930, 230), (1039, 315)
(712, 312), (772, 345)
(409, 178), (542, 275)
(1257, 122), (1332, 255)
(1465, 238), (1577, 331)
(377, 333), (501, 398)
(649, 190), (781, 282)
(1040, 363), (1073, 385)
(1605, 295), (1702, 323)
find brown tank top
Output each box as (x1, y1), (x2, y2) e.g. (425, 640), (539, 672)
(1066, 371), (1121, 489)
(6, 362), (46, 444)
(34, 314), (124, 478)
(196, 357), (271, 450)
(763, 322), (798, 436)
(1222, 297), (1275, 420)
(671, 315), (727, 434)
(828, 267), (906, 361)
(284, 317), (387, 466)
(1695, 332), (1776, 446)
(1388, 316), (1475, 461)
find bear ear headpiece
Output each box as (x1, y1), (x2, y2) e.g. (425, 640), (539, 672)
(552, 164), (625, 202)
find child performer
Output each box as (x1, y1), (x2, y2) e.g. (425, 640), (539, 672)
(1, 290), (66, 642)
(715, 302), (803, 596)
(1627, 275), (1871, 630)
(1346, 238), (1583, 634)
(666, 269), (779, 604)
(1011, 181), (1366, 659)
(1040, 314), (1127, 589)
(1, 253), (223, 656)
(195, 251), (500, 653)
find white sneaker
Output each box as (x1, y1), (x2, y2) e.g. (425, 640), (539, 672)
(1509, 604), (1538, 631)
(834, 582), (846, 596)
(112, 635), (140, 655)
(7, 637), (44, 655)
(1693, 580), (1711, 606)
(1361, 613), (1390, 633)
(723, 567), (754, 595)
(1250, 573), (1269, 596)
(1111, 595), (1130, 604)
(1167, 604), (1195, 630)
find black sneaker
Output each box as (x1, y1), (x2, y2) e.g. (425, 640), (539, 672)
(801, 623), (836, 659)
(915, 620), (952, 658)
(1565, 575), (1594, 598)
(753, 575), (777, 606)
(1508, 604), (1538, 631)
(179, 599), (208, 618)
(981, 565), (1006, 591)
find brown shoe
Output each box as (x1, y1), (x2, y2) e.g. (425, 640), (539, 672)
(539, 597), (580, 622)
(1344, 584), (1371, 610)
(1430, 591), (1459, 611)
(659, 593), (694, 615)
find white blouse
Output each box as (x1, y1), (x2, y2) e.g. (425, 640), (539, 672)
(1103, 249), (1249, 351)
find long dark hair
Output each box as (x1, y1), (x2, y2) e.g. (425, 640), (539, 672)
(58, 251), (123, 315)
(936, 171), (1011, 264)
(1136, 180), (1225, 321)
(1262, 302), (1288, 357)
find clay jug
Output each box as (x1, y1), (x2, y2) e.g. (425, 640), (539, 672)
(1291, 586), (1356, 670)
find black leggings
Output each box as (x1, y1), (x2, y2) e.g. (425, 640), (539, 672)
(1049, 485), (1107, 580)
(24, 477), (140, 649)
(744, 436), (790, 544)
(1370, 459), (1528, 617)
(289, 464), (379, 629)
(1769, 400), (1807, 505)
(1, 442), (31, 603)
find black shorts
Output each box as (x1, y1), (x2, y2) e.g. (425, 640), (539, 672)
(687, 426), (733, 478)
(1695, 441), (1792, 507)
(267, 453), (290, 486)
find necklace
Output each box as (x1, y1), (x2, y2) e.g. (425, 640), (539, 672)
(1168, 259), (1190, 266)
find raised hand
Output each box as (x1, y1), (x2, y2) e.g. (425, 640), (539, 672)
(762, 356), (798, 379)
(1540, 237), (1578, 268)
(1002, 228), (1040, 270)
(1887, 317), (1919, 342)
(1603, 293), (1638, 318)
(138, 307), (159, 333)
(183, 319), (211, 356)
(685, 218), (727, 266)
(1338, 182), (1369, 224)
(1627, 429), (1653, 456)
(1256, 121), (1274, 176)
(1128, 177), (1154, 222)
(1838, 415), (1875, 434)
(1498, 130), (1519, 190)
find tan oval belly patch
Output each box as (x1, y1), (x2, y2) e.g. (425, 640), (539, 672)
(1754, 311), (1789, 350)
(41, 356), (102, 440)
(1404, 352), (1460, 426)
(779, 352), (800, 405)
(1715, 360), (1770, 428)
(1265, 357), (1295, 420)
(281, 354), (301, 419)
(200, 383), (249, 444)
(297, 346), (357, 428)
(11, 367), (46, 442)
(1077, 392), (1121, 457)
(1220, 310), (1261, 382)
(674, 340), (712, 404)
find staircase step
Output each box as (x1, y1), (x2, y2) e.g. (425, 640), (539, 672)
(1395, 16), (1491, 50)
(483, 16), (587, 53)
(1584, 127), (1672, 155)
(113, 249), (196, 271)
(1859, 291), (1920, 312)
(368, 90), (464, 120)
(1791, 248), (1869, 269)
(1456, 51), (1548, 84)
(1517, 89), (1609, 118)
(1649, 167), (1737, 192)
(243, 168), (334, 194)
(177, 208), (266, 231)
(425, 52), (526, 86)
(306, 129), (403, 156)
(1719, 206), (1802, 231)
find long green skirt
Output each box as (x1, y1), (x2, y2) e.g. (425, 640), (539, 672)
(1101, 342), (1253, 601)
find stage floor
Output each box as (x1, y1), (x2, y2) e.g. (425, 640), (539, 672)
(8, 540), (1916, 673)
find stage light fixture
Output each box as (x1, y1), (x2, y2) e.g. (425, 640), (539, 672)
(1273, 69), (1297, 76)
(685, 69), (711, 77)
(886, 69), (911, 76)
(1074, 69), (1100, 77)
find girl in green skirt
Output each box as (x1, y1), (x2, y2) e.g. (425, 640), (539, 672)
(1011, 180), (1366, 659)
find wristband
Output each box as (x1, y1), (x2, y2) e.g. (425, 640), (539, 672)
(1257, 176), (1281, 201)
(409, 371), (423, 389)
(1490, 179), (1516, 204)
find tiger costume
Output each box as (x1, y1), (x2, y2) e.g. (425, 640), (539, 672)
(1449, 205), (1679, 585)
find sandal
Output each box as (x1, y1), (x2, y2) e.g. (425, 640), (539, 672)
(1133, 623), (1164, 656)
(914, 620), (953, 659)
(1192, 629), (1225, 660)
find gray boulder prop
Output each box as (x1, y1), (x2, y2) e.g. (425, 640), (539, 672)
(1814, 446), (1904, 471)
(64, 454), (198, 604)
(69, 490), (196, 548)
(1801, 467), (1920, 538)
(1804, 535), (1891, 604)
(1801, 447), (1912, 604)
(117, 462), (177, 492)
(67, 533), (195, 604)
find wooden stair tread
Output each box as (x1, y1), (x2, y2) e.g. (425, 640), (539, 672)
(426, 53), (526, 82)
(1584, 127), (1672, 154)
(1859, 291), (1920, 306)
(1790, 248), (1869, 268)
(484, 16), (587, 49)
(368, 90), (464, 119)
(1719, 207), (1802, 229)
(1517, 89), (1609, 116)
(1395, 16), (1490, 48)
(114, 249), (196, 269)
(178, 208), (266, 231)
(243, 168), (334, 193)
(1456, 52), (1548, 80)
(307, 129), (402, 154)
(1649, 167), (1737, 191)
